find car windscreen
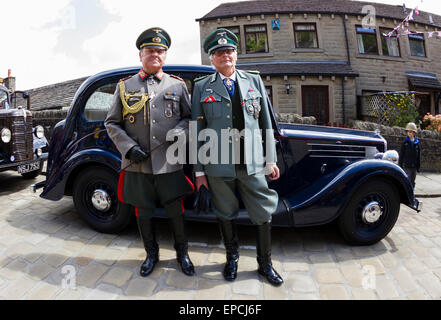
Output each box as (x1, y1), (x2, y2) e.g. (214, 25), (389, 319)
(0, 89), (10, 110)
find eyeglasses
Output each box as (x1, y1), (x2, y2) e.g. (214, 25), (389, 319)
(213, 49), (236, 57)
(142, 48), (166, 55)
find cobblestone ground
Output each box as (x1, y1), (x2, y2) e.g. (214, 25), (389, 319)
(0, 171), (440, 300)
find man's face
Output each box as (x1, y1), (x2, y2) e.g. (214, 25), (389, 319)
(210, 48), (237, 72)
(139, 47), (166, 73)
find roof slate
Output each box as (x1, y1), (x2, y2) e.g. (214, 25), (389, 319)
(197, 0), (441, 27)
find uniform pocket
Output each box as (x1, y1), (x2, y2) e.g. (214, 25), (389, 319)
(164, 94), (181, 118)
(200, 94), (222, 119)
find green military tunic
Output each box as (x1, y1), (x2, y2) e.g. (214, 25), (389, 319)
(192, 70), (278, 225)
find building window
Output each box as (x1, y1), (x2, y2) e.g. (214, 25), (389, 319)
(245, 24), (268, 54)
(294, 23), (319, 48)
(225, 26), (241, 54)
(265, 86), (273, 106)
(409, 33), (426, 57)
(380, 28), (400, 57)
(356, 26), (378, 54)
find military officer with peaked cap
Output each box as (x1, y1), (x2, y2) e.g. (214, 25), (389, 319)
(192, 28), (283, 286)
(105, 27), (195, 277)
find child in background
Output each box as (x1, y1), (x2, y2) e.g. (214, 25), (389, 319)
(399, 122), (421, 189)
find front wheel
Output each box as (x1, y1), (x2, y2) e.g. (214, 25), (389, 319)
(339, 178), (400, 246)
(73, 166), (132, 233)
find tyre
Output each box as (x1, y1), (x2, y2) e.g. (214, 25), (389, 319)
(73, 166), (132, 233)
(21, 161), (43, 179)
(338, 178), (400, 246)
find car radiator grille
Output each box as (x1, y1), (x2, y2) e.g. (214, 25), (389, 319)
(11, 115), (33, 162)
(308, 143), (367, 159)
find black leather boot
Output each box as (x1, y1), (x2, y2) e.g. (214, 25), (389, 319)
(136, 217), (159, 277)
(256, 222), (283, 286)
(217, 217), (239, 281)
(169, 214), (195, 276)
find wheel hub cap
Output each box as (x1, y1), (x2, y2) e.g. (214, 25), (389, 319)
(91, 189), (111, 212)
(362, 201), (383, 223)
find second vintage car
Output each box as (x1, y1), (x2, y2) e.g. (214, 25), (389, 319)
(35, 65), (421, 245)
(1, 84), (48, 178)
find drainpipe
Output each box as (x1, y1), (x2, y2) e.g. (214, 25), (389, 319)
(341, 14), (351, 66)
(341, 14), (350, 124)
(342, 77), (346, 125)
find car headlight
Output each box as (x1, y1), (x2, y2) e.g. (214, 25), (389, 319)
(1, 128), (11, 143)
(382, 150), (399, 164)
(35, 125), (44, 139)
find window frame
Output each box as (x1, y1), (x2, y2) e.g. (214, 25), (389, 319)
(380, 27), (401, 57)
(355, 25), (379, 55)
(408, 32), (426, 57)
(244, 24), (269, 54)
(224, 25), (242, 54)
(293, 23), (319, 49)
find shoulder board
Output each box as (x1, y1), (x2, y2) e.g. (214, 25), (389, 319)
(245, 70), (260, 75)
(118, 76), (131, 82)
(169, 74), (184, 82)
(194, 75), (210, 82)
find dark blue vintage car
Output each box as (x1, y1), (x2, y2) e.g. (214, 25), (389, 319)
(35, 65), (421, 245)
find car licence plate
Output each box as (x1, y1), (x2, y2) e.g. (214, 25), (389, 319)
(17, 161), (40, 174)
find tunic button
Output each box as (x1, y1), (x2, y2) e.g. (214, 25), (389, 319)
(226, 115), (231, 119)
(152, 120), (156, 123)
(229, 140), (232, 144)
(152, 136), (156, 140)
(226, 103), (230, 107)
(152, 105), (156, 108)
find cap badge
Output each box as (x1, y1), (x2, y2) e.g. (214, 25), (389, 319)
(152, 37), (161, 43)
(218, 38), (227, 45)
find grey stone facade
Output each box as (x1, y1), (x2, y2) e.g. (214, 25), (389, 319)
(197, 0), (441, 124)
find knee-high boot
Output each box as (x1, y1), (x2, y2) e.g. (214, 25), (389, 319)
(168, 213), (195, 276)
(136, 216), (159, 277)
(217, 217), (239, 281)
(256, 222), (283, 286)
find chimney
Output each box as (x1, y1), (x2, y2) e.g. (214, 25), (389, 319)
(402, 3), (406, 13)
(4, 69), (16, 93)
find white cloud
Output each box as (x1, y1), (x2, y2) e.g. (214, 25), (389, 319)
(1, 0), (440, 89)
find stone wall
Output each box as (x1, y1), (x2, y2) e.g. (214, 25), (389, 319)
(351, 120), (441, 172)
(32, 109), (69, 142)
(278, 114), (441, 173)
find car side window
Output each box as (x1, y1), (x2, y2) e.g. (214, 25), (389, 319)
(84, 82), (117, 121)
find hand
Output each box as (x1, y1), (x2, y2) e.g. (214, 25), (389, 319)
(266, 164), (280, 181)
(195, 175), (209, 191)
(126, 145), (149, 163)
(192, 185), (212, 214)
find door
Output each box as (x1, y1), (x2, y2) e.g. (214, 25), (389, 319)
(302, 86), (329, 125)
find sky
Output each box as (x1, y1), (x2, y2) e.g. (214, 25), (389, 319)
(1, 0), (440, 90)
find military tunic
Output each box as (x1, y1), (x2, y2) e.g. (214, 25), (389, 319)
(191, 70), (278, 225)
(105, 69), (191, 175)
(105, 69), (193, 218)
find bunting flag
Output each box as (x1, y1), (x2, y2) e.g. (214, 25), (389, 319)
(383, 7), (440, 39)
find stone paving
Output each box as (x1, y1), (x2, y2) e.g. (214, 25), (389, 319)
(0, 171), (440, 300)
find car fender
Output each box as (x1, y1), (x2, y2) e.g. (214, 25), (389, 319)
(284, 159), (415, 227)
(41, 148), (121, 201)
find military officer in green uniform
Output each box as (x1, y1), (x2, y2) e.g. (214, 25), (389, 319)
(105, 27), (195, 277)
(192, 28), (283, 286)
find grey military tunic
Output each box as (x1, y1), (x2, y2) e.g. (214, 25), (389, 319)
(105, 69), (191, 174)
(105, 69), (193, 217)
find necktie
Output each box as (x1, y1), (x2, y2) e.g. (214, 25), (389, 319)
(223, 78), (235, 99)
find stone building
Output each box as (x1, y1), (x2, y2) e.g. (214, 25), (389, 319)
(197, 0), (441, 124)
